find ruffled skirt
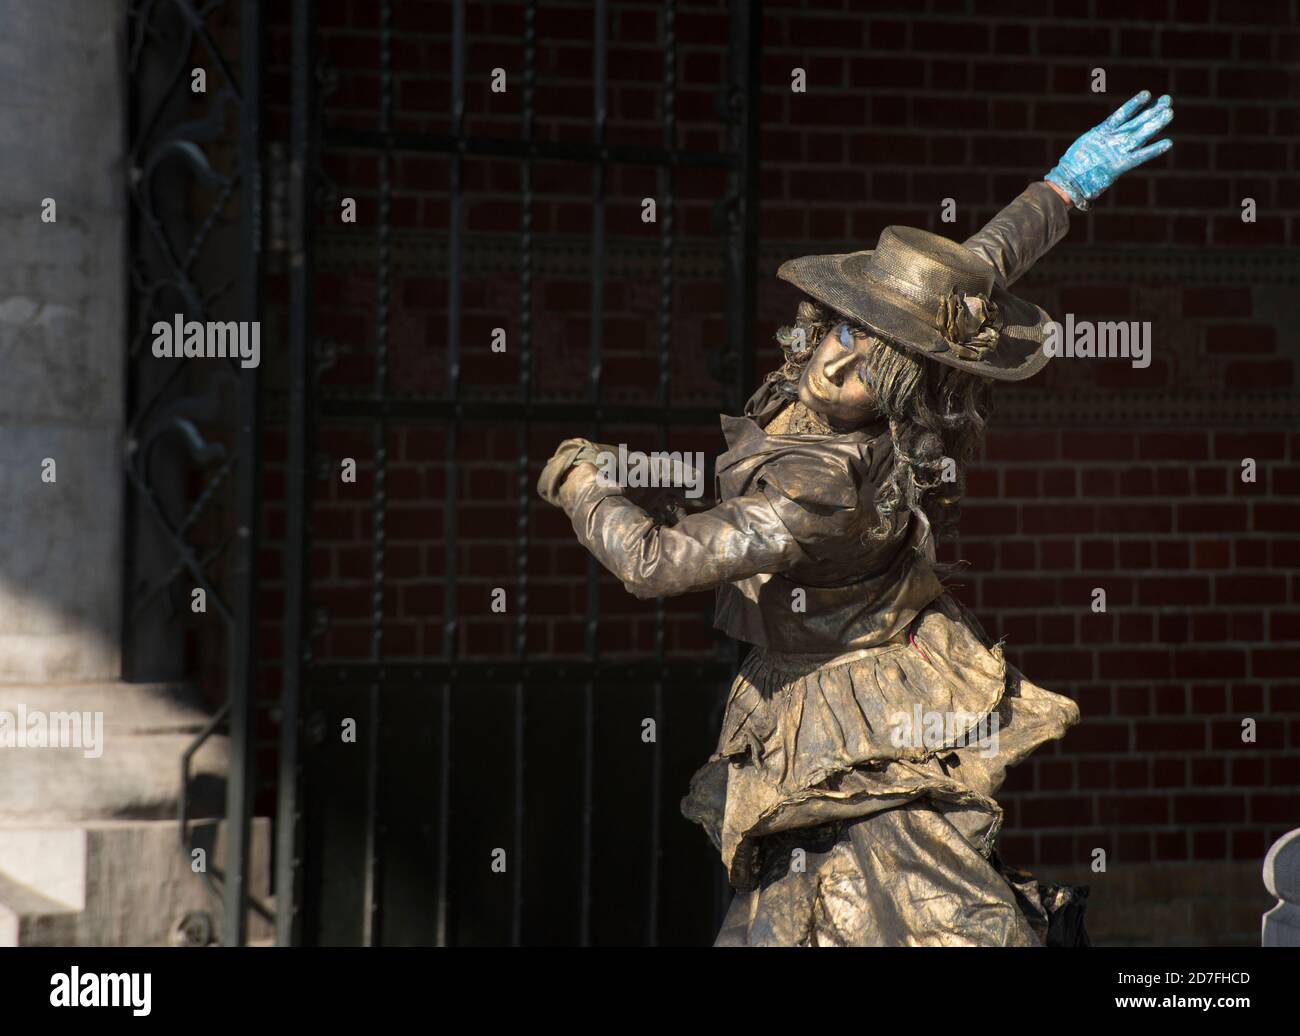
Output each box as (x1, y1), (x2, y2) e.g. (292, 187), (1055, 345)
(681, 594), (1087, 947)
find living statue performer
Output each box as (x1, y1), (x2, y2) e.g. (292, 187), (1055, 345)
(539, 92), (1173, 946)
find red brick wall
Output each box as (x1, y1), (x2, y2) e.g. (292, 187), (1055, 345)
(258, 0), (1300, 938)
(744, 1), (1300, 918)
(945, 426), (1300, 871)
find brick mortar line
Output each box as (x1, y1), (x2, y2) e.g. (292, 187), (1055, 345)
(310, 34), (1295, 49)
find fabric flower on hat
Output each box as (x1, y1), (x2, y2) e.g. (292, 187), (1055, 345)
(936, 289), (1002, 359)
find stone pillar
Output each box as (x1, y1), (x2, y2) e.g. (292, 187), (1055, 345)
(0, 0), (125, 682)
(0, 0), (265, 945)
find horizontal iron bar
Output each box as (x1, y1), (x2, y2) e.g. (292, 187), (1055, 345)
(318, 397), (726, 425)
(324, 128), (735, 169)
(309, 660), (736, 686)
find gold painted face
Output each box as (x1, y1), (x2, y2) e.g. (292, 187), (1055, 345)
(797, 323), (880, 423)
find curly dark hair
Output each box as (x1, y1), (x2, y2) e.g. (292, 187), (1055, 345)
(772, 297), (994, 548)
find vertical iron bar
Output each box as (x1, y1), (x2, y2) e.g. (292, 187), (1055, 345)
(581, 0), (608, 949)
(373, 3), (392, 660)
(648, 0), (676, 948)
(362, 684), (381, 943)
(512, 0), (536, 948)
(224, 0), (264, 948)
(362, 0), (393, 950)
(715, 0), (760, 929)
(277, 0), (318, 948)
(724, 0), (760, 417)
(362, 0), (394, 949)
(437, 0), (466, 948)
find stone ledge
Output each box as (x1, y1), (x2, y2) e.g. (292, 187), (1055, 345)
(0, 682), (228, 822)
(1047, 860), (1272, 947)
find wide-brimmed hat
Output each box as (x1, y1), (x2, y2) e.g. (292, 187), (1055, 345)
(777, 226), (1054, 382)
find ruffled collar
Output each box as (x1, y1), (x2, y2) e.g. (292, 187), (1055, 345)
(740, 378), (888, 438)
(717, 384), (894, 510)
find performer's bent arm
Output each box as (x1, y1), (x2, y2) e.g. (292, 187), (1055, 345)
(555, 464), (805, 600)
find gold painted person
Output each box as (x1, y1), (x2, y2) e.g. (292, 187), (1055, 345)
(539, 92), (1173, 946)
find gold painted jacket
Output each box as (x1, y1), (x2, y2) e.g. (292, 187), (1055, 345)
(549, 182), (1084, 944)
(556, 181), (1070, 657)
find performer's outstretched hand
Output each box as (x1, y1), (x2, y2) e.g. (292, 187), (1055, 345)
(1045, 90), (1173, 211)
(538, 437), (602, 506)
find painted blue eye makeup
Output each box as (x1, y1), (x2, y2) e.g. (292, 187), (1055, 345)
(835, 325), (876, 389)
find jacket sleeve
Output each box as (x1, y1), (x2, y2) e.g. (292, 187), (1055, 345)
(557, 466), (805, 599)
(962, 180), (1072, 289)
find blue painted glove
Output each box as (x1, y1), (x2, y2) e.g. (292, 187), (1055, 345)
(1045, 90), (1173, 211)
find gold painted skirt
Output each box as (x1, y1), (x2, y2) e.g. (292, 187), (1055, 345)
(681, 594), (1088, 947)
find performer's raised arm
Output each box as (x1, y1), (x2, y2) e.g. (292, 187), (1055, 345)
(964, 91), (1173, 288)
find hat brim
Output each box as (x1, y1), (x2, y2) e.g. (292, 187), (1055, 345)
(777, 250), (1052, 382)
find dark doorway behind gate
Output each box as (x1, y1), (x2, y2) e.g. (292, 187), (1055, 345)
(265, 0), (761, 946)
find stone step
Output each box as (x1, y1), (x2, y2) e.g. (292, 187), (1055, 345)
(0, 681), (229, 821)
(0, 819), (272, 946)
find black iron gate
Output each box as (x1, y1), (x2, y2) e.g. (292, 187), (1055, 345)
(278, 0), (761, 946)
(125, 0), (263, 948)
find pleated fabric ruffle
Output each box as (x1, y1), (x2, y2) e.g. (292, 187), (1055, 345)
(681, 593), (1080, 894)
